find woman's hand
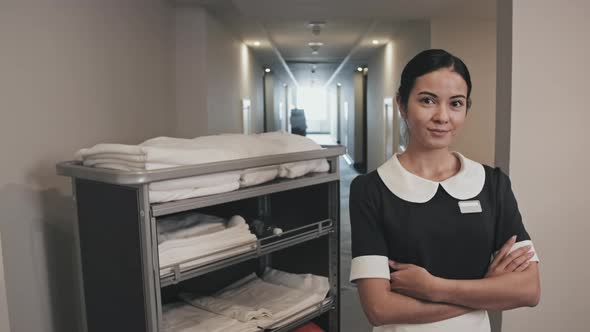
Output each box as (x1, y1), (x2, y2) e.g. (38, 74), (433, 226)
(389, 260), (441, 302)
(486, 235), (535, 278)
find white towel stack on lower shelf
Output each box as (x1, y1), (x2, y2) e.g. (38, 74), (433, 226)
(163, 302), (262, 332)
(163, 268), (330, 332)
(158, 214), (257, 276)
(75, 131), (330, 203)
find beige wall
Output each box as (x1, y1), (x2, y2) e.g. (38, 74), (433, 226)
(173, 6), (264, 137)
(0, 1), (172, 331)
(367, 21), (431, 172)
(499, 0), (590, 331)
(174, 6), (208, 138)
(205, 13), (264, 135)
(327, 65), (356, 158)
(431, 18), (497, 166)
(268, 68), (297, 132)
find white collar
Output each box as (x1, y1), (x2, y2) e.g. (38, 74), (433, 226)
(377, 152), (485, 203)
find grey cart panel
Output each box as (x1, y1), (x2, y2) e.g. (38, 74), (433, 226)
(75, 179), (150, 332)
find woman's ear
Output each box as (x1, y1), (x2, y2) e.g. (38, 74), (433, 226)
(396, 95), (407, 119)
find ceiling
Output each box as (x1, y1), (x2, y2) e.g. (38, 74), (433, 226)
(179, 0), (496, 87)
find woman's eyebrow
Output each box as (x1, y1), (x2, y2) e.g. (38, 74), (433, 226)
(450, 94), (467, 99)
(418, 91), (437, 98)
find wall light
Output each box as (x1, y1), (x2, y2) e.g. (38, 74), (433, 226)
(372, 39), (380, 45)
(265, 68), (271, 73)
(253, 41), (261, 47)
(356, 67), (363, 72)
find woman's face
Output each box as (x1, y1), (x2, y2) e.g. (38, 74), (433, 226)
(399, 67), (468, 151)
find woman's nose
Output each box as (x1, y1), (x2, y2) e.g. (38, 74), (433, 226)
(432, 105), (450, 123)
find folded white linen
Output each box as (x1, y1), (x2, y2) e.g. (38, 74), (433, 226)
(149, 182), (240, 203)
(158, 213), (235, 244)
(190, 134), (283, 157)
(180, 294), (272, 322)
(257, 131), (323, 153)
(262, 268), (330, 297)
(77, 152), (148, 163)
(77, 144), (243, 166)
(75, 144), (144, 159)
(212, 273), (325, 329)
(87, 162), (203, 172)
(159, 243), (254, 277)
(240, 166), (279, 187)
(162, 302), (261, 332)
(77, 133), (331, 204)
(159, 218), (257, 274)
(149, 172), (241, 192)
(262, 303), (322, 330)
(83, 159), (183, 171)
(279, 159), (330, 178)
(88, 163), (142, 172)
(242, 165), (279, 175)
(83, 158), (148, 169)
(159, 217), (252, 251)
(77, 132), (326, 166)
(257, 131), (330, 178)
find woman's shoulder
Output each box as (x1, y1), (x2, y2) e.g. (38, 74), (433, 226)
(479, 163), (514, 196)
(479, 163), (510, 181)
(349, 170), (384, 199)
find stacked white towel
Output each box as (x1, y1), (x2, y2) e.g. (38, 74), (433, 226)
(178, 295), (273, 323)
(157, 211), (228, 244)
(176, 268), (330, 330)
(75, 132), (329, 203)
(163, 302), (261, 332)
(158, 216), (257, 276)
(258, 132), (330, 178)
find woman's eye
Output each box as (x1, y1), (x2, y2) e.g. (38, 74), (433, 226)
(420, 97), (434, 104)
(451, 100), (464, 107)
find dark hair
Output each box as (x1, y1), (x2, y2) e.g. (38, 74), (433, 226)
(397, 49), (472, 110)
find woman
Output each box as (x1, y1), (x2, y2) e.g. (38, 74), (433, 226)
(349, 49), (540, 332)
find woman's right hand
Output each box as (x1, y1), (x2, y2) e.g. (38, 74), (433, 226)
(485, 235), (535, 278)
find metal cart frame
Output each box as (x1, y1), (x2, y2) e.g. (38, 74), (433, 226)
(57, 145), (344, 332)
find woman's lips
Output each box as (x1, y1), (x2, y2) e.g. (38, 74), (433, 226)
(428, 129), (450, 137)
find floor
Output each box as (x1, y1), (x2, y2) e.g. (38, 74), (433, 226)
(338, 156), (373, 332)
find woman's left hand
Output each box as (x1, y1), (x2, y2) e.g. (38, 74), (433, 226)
(389, 260), (440, 302)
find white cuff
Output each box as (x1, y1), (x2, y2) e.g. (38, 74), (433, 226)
(509, 240), (540, 262)
(349, 255), (390, 282)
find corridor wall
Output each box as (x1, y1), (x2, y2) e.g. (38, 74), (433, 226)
(431, 17), (497, 166)
(0, 1), (173, 331)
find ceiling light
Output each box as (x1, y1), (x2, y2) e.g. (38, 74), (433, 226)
(308, 21), (326, 36)
(253, 41), (261, 47)
(357, 67), (363, 72)
(265, 68), (271, 73)
(308, 42), (323, 54)
(372, 39), (379, 45)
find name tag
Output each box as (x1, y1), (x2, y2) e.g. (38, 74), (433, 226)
(458, 200), (482, 214)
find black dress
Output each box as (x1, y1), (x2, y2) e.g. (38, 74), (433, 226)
(348, 152), (539, 332)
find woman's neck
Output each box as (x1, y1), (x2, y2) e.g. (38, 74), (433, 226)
(398, 144), (461, 182)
